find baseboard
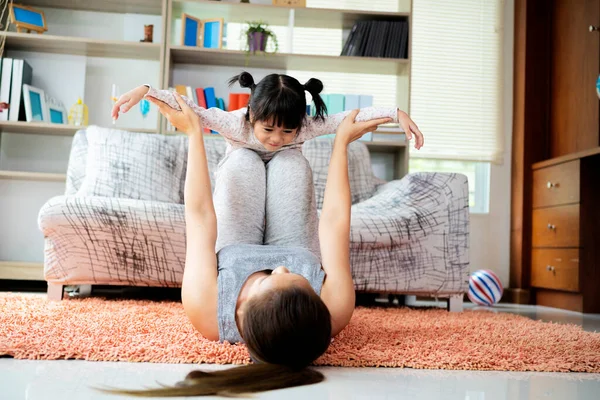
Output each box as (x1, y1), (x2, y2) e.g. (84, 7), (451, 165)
(501, 288), (532, 305)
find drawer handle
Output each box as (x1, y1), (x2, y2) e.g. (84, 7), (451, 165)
(547, 223), (556, 230)
(546, 181), (559, 189)
(546, 265), (555, 272)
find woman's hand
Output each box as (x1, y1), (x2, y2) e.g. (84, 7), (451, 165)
(111, 85), (150, 121)
(398, 110), (424, 150)
(335, 109), (392, 146)
(148, 92), (203, 135)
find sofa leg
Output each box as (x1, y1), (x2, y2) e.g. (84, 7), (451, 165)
(447, 294), (464, 312)
(78, 284), (92, 297)
(47, 283), (64, 301)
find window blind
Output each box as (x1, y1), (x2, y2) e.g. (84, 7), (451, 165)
(410, 0), (504, 163)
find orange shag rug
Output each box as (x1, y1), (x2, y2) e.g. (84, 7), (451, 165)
(1, 293), (599, 372)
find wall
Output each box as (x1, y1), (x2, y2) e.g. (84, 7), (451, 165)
(469, 0), (514, 286)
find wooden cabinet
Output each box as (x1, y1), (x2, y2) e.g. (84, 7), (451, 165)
(530, 151), (600, 313)
(532, 160), (580, 207)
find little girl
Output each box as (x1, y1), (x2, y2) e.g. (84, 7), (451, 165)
(111, 71), (424, 160)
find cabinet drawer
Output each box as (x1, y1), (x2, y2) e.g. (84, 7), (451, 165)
(531, 249), (579, 292)
(532, 205), (580, 247)
(533, 160), (580, 208)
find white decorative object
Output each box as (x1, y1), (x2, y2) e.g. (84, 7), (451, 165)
(22, 84), (49, 122)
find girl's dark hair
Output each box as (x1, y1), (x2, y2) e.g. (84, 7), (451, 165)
(99, 287), (332, 397)
(228, 71), (328, 129)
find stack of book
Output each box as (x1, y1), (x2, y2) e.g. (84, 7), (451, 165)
(171, 85), (250, 133)
(309, 94), (403, 142)
(341, 19), (409, 59)
(0, 57), (34, 122)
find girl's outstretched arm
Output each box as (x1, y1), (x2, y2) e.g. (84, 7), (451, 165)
(112, 85), (248, 141)
(300, 107), (424, 149)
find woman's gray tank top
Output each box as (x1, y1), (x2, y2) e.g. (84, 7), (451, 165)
(217, 244), (325, 343)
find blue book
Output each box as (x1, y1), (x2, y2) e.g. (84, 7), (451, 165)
(217, 97), (225, 110)
(344, 94), (360, 111)
(321, 94), (330, 115)
(203, 88), (218, 133)
(328, 94), (345, 114)
(204, 87), (217, 108)
(359, 95), (373, 108)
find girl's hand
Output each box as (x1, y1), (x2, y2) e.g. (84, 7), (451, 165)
(398, 110), (424, 150)
(111, 85), (149, 121)
(336, 109), (392, 146)
(148, 92), (203, 135)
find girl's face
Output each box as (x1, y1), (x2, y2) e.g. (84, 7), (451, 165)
(253, 119), (298, 151)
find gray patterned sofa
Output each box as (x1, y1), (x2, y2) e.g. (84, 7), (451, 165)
(38, 127), (470, 310)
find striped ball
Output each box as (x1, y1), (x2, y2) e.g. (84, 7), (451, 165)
(468, 270), (503, 306)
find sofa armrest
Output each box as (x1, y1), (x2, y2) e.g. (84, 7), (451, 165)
(38, 196), (186, 286)
(352, 172), (469, 257)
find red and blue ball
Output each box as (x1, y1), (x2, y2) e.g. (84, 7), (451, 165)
(468, 270), (503, 306)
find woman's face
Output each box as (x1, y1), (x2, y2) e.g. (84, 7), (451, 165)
(248, 266), (312, 299)
(253, 119), (298, 151)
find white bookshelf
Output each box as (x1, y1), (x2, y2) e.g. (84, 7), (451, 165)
(1, 0), (411, 280)
(170, 46), (408, 75)
(0, 32), (162, 60)
(0, 121), (159, 136)
(23, 0), (164, 15)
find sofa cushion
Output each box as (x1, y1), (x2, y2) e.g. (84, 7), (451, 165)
(303, 138), (376, 207)
(77, 126), (186, 203)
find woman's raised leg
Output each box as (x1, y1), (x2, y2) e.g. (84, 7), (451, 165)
(214, 149), (266, 252)
(264, 150), (320, 258)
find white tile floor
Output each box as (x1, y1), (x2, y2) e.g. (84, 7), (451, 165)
(2, 302), (599, 400)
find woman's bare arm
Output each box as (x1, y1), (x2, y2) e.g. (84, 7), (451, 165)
(319, 110), (392, 336)
(150, 94), (219, 341)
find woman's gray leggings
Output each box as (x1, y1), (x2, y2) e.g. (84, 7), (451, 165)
(213, 148), (321, 258)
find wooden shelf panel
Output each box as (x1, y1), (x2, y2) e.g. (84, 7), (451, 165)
(0, 170), (66, 182)
(0, 121), (159, 136)
(21, 0), (163, 15)
(0, 261), (44, 281)
(174, 0), (408, 29)
(365, 140), (407, 152)
(532, 147), (600, 170)
(1, 32), (161, 61)
(0, 121), (79, 136)
(170, 46), (408, 75)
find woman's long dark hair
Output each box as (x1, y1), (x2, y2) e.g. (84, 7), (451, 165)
(99, 287), (332, 397)
(228, 71), (328, 129)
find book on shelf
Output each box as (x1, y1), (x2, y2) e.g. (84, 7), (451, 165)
(174, 85), (187, 97)
(372, 133), (406, 142)
(228, 93), (249, 111)
(196, 88), (207, 108)
(229, 93), (239, 111)
(238, 93), (250, 109)
(372, 125), (406, 142)
(204, 87), (217, 109)
(9, 59), (33, 122)
(341, 19), (409, 59)
(0, 58), (13, 122)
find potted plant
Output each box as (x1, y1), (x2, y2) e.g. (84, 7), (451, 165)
(244, 21), (279, 53)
